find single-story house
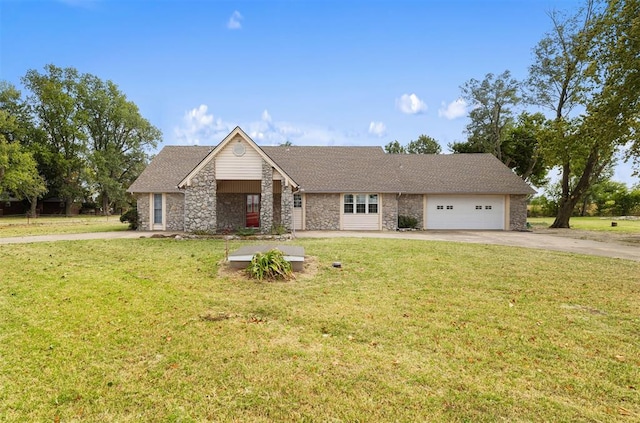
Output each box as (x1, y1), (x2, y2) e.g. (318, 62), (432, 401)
(127, 126), (535, 232)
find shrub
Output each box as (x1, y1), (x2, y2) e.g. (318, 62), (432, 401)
(271, 224), (288, 235)
(247, 249), (294, 281)
(236, 227), (258, 236)
(120, 206), (139, 230)
(398, 215), (419, 229)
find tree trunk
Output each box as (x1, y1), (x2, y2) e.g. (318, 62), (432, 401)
(65, 198), (73, 216)
(102, 193), (110, 216)
(550, 147), (600, 229)
(28, 195), (37, 217)
(551, 198), (578, 228)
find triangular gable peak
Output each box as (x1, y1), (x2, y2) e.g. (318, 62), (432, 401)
(178, 126), (298, 188)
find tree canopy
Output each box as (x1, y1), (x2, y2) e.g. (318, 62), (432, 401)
(528, 0), (640, 227)
(1, 64), (161, 215)
(384, 136), (441, 154)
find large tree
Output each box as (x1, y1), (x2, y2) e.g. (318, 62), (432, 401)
(22, 65), (87, 216)
(78, 74), (160, 214)
(449, 71), (547, 183)
(452, 70), (521, 161)
(529, 0), (639, 228)
(502, 112), (548, 186)
(0, 82), (46, 206)
(407, 135), (441, 154)
(384, 140), (405, 154)
(384, 136), (441, 154)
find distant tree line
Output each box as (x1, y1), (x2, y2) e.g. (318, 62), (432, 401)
(0, 64), (161, 216)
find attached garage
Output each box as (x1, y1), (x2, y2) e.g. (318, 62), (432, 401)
(426, 195), (506, 230)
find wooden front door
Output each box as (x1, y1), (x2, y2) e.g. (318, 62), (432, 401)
(246, 194), (260, 227)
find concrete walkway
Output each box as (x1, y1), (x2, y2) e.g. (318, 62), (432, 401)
(1, 230), (638, 262)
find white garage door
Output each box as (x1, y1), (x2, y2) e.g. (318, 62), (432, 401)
(426, 195), (505, 230)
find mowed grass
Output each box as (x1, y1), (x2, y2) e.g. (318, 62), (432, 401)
(0, 215), (128, 237)
(0, 238), (638, 422)
(529, 216), (640, 233)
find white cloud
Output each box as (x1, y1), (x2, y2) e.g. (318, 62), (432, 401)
(438, 98), (468, 120)
(174, 107), (366, 147)
(174, 104), (230, 145)
(368, 121), (386, 137)
(396, 93), (427, 115)
(227, 11), (243, 30)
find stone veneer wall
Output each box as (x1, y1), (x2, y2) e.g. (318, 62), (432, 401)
(165, 193), (185, 231)
(136, 194), (150, 231)
(260, 162), (274, 233)
(398, 194), (424, 229)
(281, 185), (293, 231)
(217, 193), (245, 230)
(381, 193), (398, 230)
(305, 193), (340, 230)
(273, 194), (282, 229)
(184, 160), (216, 232)
(509, 194), (528, 231)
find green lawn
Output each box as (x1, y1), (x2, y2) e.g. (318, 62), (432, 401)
(1, 238), (638, 422)
(0, 215), (128, 237)
(529, 216), (640, 233)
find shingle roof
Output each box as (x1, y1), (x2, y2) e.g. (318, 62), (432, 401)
(129, 144), (534, 195)
(127, 146), (212, 193)
(263, 147), (534, 195)
(388, 153), (535, 194)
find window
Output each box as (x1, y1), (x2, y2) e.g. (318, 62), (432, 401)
(293, 193), (302, 208)
(485, 205), (492, 210)
(153, 193), (163, 224)
(356, 194), (366, 213)
(446, 205), (454, 210)
(368, 194), (378, 213)
(436, 205), (444, 210)
(344, 194), (354, 213)
(475, 205), (482, 210)
(343, 194), (378, 214)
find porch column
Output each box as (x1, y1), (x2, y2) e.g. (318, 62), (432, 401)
(184, 159), (217, 233)
(260, 161), (273, 233)
(281, 183), (293, 232)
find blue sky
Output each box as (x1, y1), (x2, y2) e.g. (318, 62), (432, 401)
(1, 0), (636, 185)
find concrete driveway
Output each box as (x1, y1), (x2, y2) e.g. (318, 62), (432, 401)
(0, 230), (638, 262)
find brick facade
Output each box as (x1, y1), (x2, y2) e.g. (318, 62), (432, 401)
(165, 193), (184, 231)
(260, 161), (274, 233)
(217, 193), (245, 231)
(381, 193), (398, 230)
(184, 160), (217, 233)
(509, 194), (528, 231)
(398, 194), (423, 229)
(136, 194), (150, 231)
(305, 193), (340, 230)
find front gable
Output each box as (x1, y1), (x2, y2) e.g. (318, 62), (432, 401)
(178, 127), (296, 188)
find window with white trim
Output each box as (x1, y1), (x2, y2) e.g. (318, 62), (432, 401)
(293, 193), (302, 208)
(436, 205), (444, 210)
(344, 194), (378, 214)
(475, 205), (483, 210)
(446, 205), (454, 210)
(153, 193), (163, 224)
(485, 205), (492, 210)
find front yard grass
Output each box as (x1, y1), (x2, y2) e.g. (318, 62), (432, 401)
(529, 216), (640, 233)
(1, 237), (638, 421)
(0, 215), (127, 237)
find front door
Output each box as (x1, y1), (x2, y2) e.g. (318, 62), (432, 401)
(246, 194), (260, 227)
